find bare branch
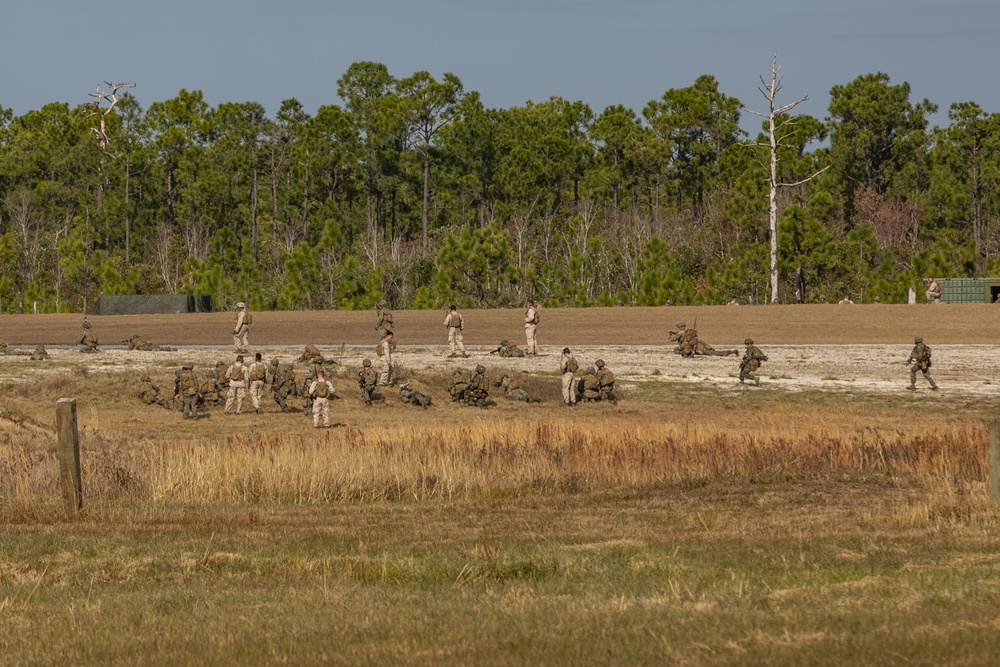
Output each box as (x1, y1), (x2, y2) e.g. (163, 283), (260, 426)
(778, 165), (830, 188)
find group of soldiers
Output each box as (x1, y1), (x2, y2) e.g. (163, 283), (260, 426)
(559, 348), (617, 406)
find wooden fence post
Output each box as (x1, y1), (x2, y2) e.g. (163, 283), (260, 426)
(56, 398), (83, 513)
(989, 422), (1000, 506)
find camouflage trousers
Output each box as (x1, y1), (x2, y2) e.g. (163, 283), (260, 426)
(561, 373), (577, 405)
(359, 382), (377, 405)
(377, 358), (392, 386)
(180, 393), (198, 418)
(448, 328), (466, 356)
(524, 324), (537, 355)
(273, 387), (294, 411)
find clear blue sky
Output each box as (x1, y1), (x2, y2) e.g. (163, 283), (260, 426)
(2, 0), (997, 131)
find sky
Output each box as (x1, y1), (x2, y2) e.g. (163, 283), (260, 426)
(1, 0), (997, 133)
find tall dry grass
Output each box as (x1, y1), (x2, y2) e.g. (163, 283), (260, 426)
(1, 416), (987, 511)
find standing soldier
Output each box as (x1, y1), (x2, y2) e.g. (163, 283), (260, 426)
(560, 347), (579, 406)
(375, 301), (394, 339)
(357, 359), (378, 405)
(738, 338), (767, 386)
(906, 336), (939, 391)
(174, 364), (201, 419)
(444, 305), (468, 358)
(215, 360), (230, 394)
(232, 301), (251, 353)
(925, 278), (942, 304)
(269, 358), (293, 412)
(247, 352), (268, 413)
(376, 331), (394, 386)
(224, 354), (250, 415)
(78, 318), (99, 353)
(308, 368), (335, 428)
(524, 299), (539, 356)
(300, 370), (315, 416)
(595, 359), (617, 404)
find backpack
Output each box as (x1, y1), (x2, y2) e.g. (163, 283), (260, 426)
(376, 343), (384, 357)
(250, 363), (266, 381)
(313, 381), (330, 398)
(565, 357), (578, 374)
(531, 310), (540, 325)
(245, 311), (253, 326)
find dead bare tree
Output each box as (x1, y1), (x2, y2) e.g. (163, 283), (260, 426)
(746, 54), (828, 304)
(86, 81), (136, 215)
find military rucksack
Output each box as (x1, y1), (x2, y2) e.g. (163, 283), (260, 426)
(313, 381), (330, 398)
(181, 370), (197, 395)
(376, 343), (384, 357)
(250, 362), (266, 381)
(531, 310), (540, 325)
(245, 311), (253, 326)
(565, 357), (579, 373)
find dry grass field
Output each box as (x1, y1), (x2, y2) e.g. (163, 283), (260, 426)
(3, 305), (1000, 665)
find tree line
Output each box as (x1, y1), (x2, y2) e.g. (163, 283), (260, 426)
(0, 61), (998, 313)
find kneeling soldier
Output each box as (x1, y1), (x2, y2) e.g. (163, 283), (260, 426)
(595, 359), (617, 403)
(357, 359), (378, 405)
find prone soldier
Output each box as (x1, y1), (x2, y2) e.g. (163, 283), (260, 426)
(399, 382), (433, 408)
(497, 373), (538, 403)
(490, 339), (525, 358)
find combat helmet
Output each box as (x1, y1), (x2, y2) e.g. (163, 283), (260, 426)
(595, 359), (605, 368)
(676, 322), (686, 328)
(914, 336), (923, 343)
(304, 370), (313, 379)
(586, 366), (596, 375)
(270, 358), (280, 366)
(499, 339), (509, 346)
(140, 374), (150, 381)
(362, 359), (372, 367)
(182, 364), (193, 371)
(475, 364), (486, 374)
(744, 338), (754, 345)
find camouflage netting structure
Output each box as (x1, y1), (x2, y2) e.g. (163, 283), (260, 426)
(88, 294), (214, 315)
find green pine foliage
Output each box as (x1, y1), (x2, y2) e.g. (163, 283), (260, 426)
(0, 67), (997, 312)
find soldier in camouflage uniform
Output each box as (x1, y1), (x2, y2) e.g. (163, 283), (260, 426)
(449, 369), (469, 402)
(357, 359), (378, 406)
(490, 339), (526, 358)
(580, 366), (601, 402)
(269, 358), (294, 412)
(30, 345), (49, 361)
(906, 336), (938, 391)
(125, 334), (175, 352)
(524, 299), (539, 355)
(78, 318), (99, 353)
(224, 354), (250, 415)
(215, 360), (230, 395)
(465, 364), (491, 407)
(138, 374), (170, 408)
(199, 370), (223, 406)
(298, 344), (323, 363)
(670, 322), (737, 357)
(399, 382), (433, 408)
(738, 338), (767, 386)
(595, 359), (617, 404)
(174, 364), (201, 419)
(375, 302), (394, 340)
(498, 373), (537, 403)
(301, 369), (315, 416)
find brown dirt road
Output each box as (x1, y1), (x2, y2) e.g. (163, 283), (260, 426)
(2, 303), (999, 346)
(3, 304), (1000, 399)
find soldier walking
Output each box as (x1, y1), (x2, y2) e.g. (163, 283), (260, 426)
(376, 331), (394, 386)
(444, 305), (468, 358)
(247, 352), (268, 413)
(232, 302), (251, 353)
(524, 299), (539, 355)
(906, 336), (939, 391)
(560, 347), (579, 406)
(357, 359), (378, 405)
(738, 338), (767, 386)
(308, 368), (335, 428)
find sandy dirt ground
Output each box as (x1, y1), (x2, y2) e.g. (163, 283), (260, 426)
(2, 304), (999, 398)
